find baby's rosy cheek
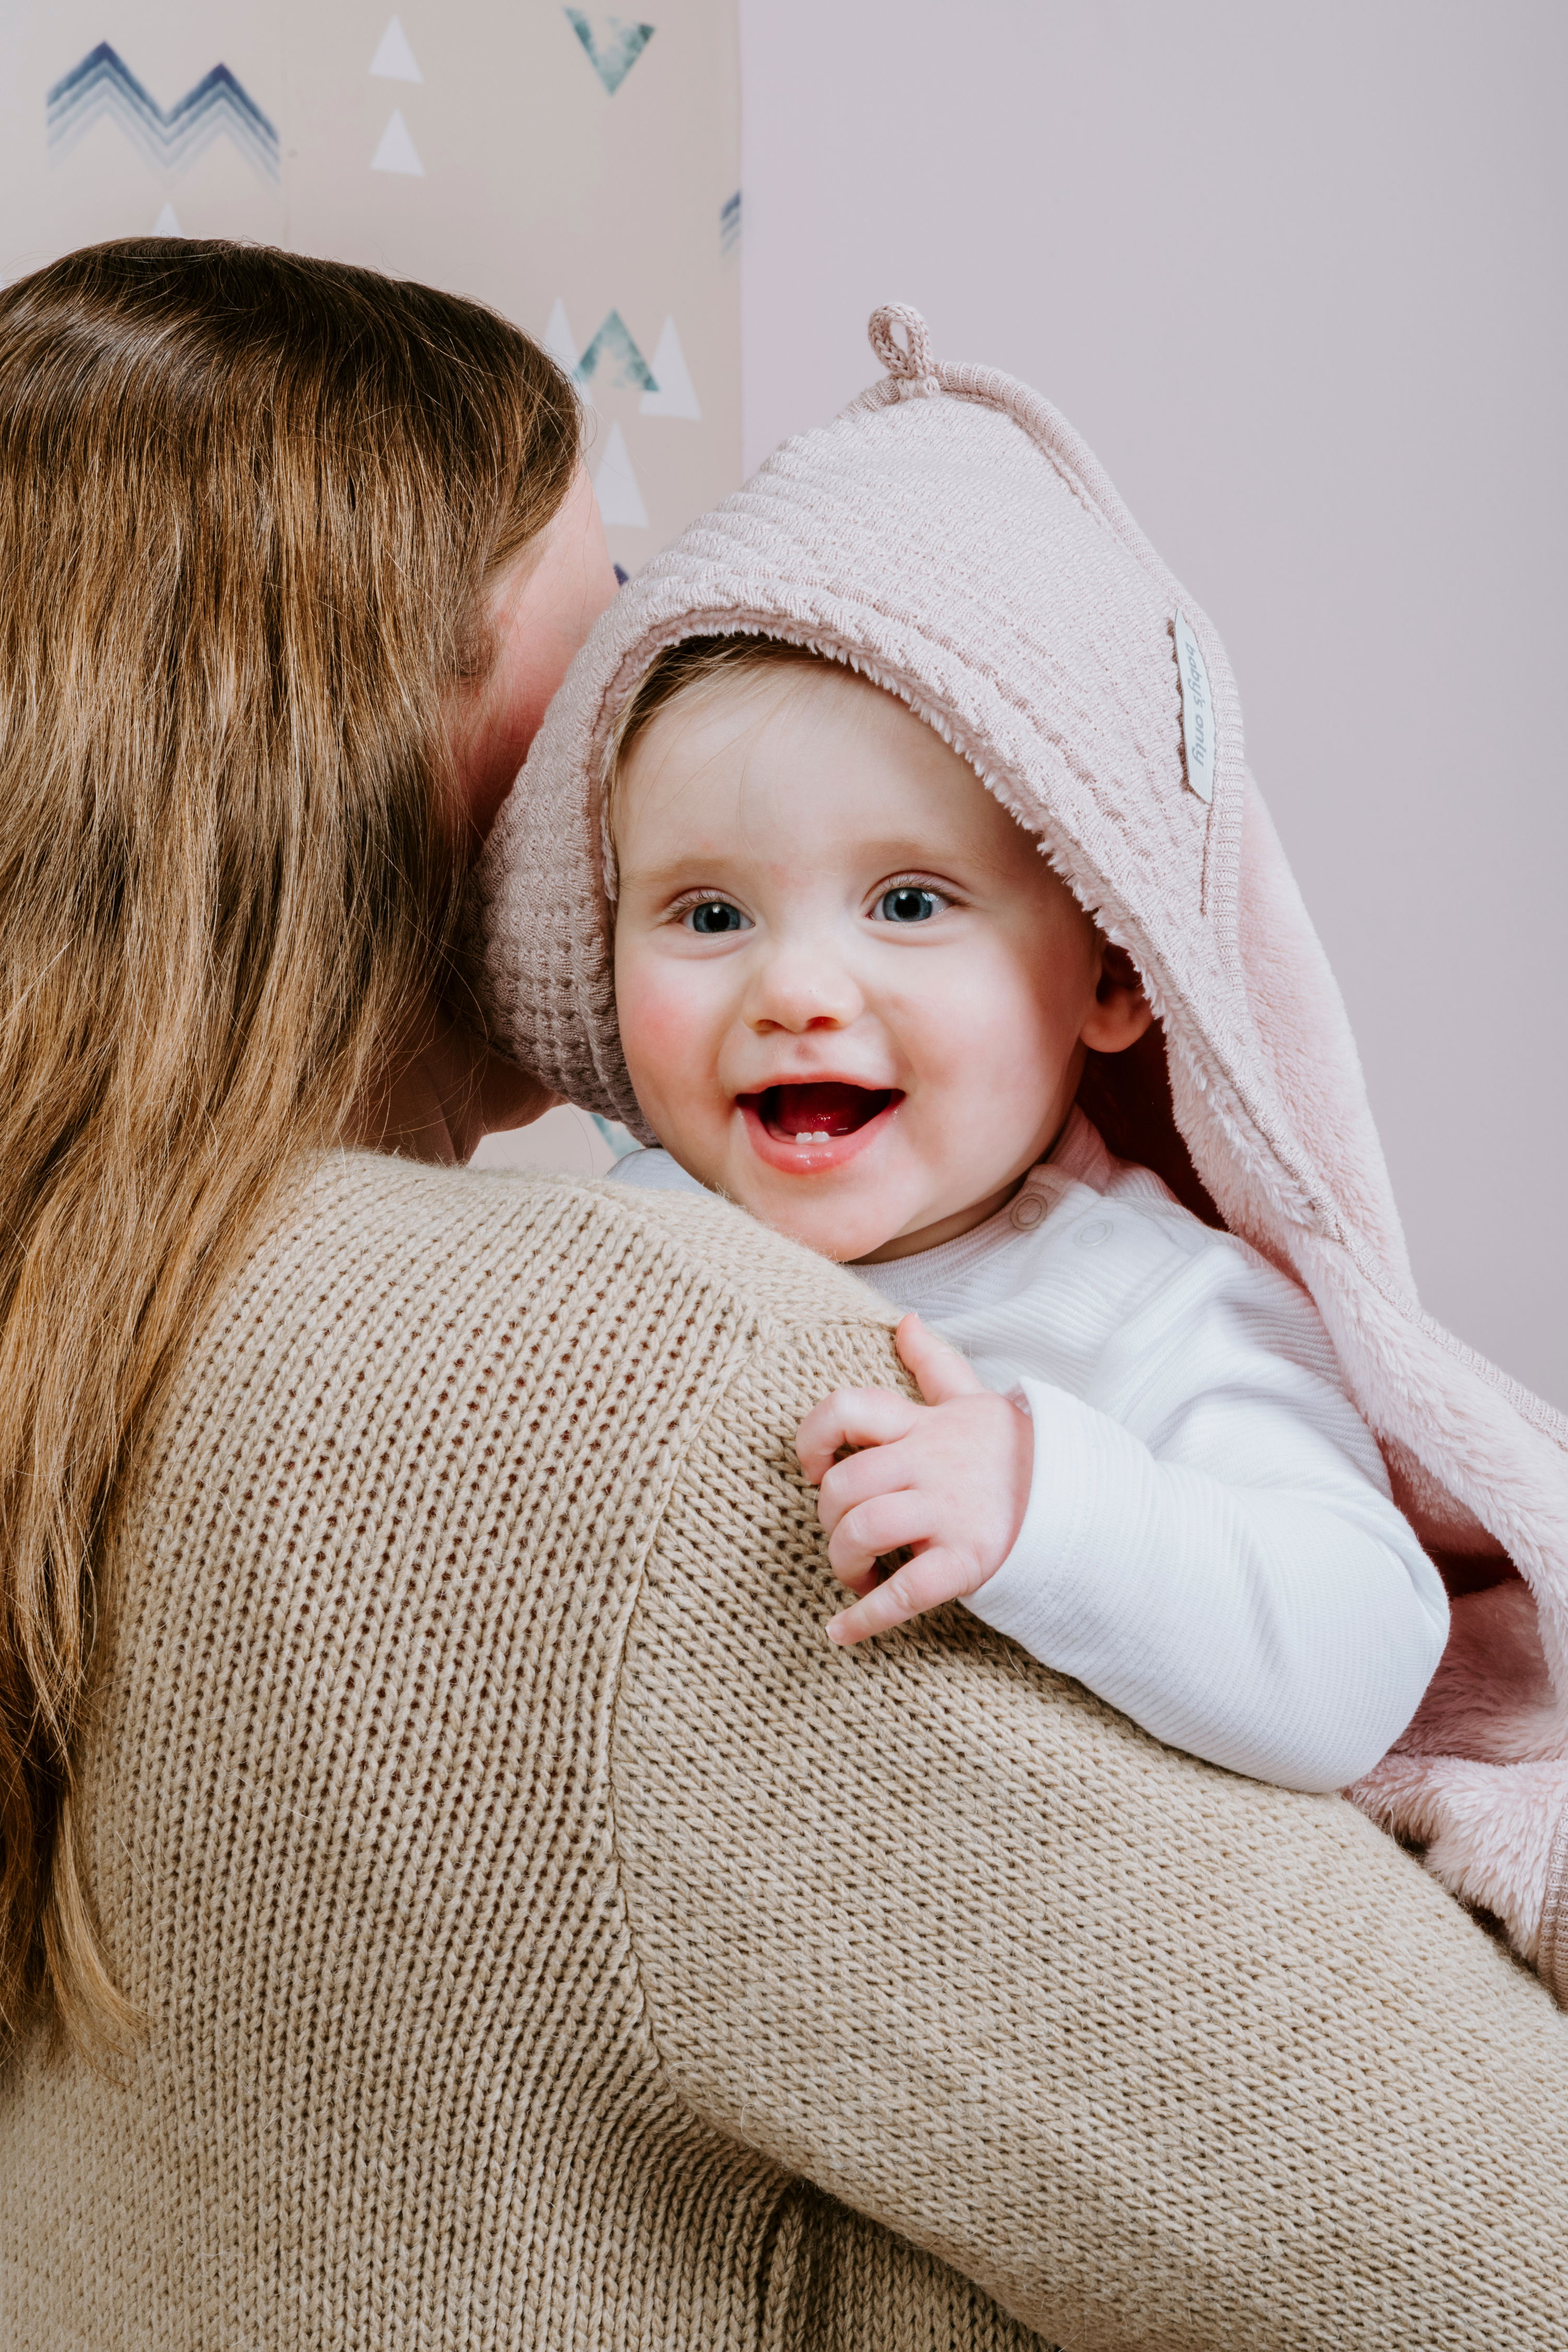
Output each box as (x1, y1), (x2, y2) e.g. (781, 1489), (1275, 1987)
(621, 973), (719, 1090)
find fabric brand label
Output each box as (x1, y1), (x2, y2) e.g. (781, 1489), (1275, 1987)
(1173, 612), (1216, 804)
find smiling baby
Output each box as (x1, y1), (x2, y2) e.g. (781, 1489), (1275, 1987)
(479, 305), (1459, 1800)
(602, 634), (1446, 1793)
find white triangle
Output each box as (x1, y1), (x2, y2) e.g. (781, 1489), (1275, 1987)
(593, 422), (649, 529)
(370, 14), (423, 81)
(639, 316), (701, 420)
(370, 108), (425, 176)
(153, 201), (182, 237)
(543, 296), (592, 407)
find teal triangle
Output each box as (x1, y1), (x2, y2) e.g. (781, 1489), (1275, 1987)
(576, 309), (657, 392)
(564, 10), (655, 96)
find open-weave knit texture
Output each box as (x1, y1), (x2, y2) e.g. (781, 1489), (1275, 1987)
(477, 304), (1568, 1991)
(8, 1151), (1568, 2348)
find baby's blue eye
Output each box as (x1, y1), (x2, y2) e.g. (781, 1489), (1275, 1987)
(685, 899), (748, 935)
(876, 885), (944, 924)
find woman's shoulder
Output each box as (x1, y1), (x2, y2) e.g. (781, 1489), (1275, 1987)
(213, 1147), (894, 1401)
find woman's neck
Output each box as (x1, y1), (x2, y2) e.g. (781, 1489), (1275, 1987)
(359, 1005), (559, 1164)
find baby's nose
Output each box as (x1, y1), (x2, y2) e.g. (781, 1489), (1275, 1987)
(744, 939), (864, 1034)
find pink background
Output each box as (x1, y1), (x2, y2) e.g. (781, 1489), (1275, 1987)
(738, 0), (1567, 1407)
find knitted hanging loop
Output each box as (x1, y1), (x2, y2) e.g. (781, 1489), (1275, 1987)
(868, 303), (941, 396)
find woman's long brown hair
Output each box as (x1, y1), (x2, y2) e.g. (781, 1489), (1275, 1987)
(0, 238), (579, 2053)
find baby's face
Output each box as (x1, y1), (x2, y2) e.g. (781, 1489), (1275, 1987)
(613, 662), (1112, 1264)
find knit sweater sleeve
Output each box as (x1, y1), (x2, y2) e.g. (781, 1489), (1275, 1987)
(609, 1309), (1568, 2352)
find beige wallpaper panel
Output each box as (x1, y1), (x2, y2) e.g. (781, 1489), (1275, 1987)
(0, 1), (740, 571)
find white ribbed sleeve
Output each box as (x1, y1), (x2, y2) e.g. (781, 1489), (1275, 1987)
(610, 1119), (1448, 1792)
(981, 1373), (1440, 1790)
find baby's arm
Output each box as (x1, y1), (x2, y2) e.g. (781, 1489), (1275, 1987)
(798, 1314), (1035, 1633)
(800, 1272), (1448, 1793)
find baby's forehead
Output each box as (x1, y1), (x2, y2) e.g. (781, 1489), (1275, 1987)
(616, 653), (1048, 875)
(628, 648), (960, 787)
(638, 646), (890, 739)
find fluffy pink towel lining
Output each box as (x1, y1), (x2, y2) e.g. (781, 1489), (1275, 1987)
(478, 306), (1568, 1995)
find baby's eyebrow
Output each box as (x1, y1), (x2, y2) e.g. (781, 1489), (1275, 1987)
(619, 837), (1012, 893)
(619, 852), (744, 889)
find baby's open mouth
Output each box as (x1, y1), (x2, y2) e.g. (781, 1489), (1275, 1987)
(745, 1082), (901, 1143)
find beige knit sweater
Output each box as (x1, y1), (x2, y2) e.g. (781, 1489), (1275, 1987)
(6, 1150), (1568, 2351)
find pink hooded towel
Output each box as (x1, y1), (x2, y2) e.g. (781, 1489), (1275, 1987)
(478, 306), (1568, 1996)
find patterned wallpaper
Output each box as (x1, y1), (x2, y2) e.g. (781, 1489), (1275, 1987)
(0, 2), (741, 572)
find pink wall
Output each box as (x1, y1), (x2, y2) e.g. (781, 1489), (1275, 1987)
(740, 0), (1568, 1406)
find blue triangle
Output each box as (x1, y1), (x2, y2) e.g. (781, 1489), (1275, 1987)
(564, 10), (655, 96)
(576, 310), (656, 392)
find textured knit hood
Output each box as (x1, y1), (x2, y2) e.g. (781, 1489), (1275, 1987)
(479, 308), (1568, 1963)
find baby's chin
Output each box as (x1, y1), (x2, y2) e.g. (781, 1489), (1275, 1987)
(760, 1210), (904, 1265)
(708, 1156), (927, 1266)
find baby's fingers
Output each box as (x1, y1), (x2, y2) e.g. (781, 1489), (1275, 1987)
(824, 1487), (933, 1587)
(817, 1432), (926, 1540)
(795, 1383), (920, 1483)
(895, 1313), (984, 1405)
(826, 1545), (973, 1646)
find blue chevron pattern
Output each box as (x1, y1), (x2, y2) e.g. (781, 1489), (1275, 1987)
(47, 44), (280, 183)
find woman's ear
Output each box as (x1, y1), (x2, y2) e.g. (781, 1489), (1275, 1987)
(1079, 940), (1155, 1054)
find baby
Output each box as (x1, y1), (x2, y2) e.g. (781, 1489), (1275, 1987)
(601, 635), (1447, 1794)
(482, 307), (1458, 1805)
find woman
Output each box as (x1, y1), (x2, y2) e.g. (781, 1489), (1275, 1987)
(2, 240), (1566, 2352)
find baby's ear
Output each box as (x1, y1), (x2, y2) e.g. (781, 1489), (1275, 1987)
(1081, 940), (1155, 1054)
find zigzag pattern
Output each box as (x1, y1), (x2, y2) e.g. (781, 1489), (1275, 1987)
(47, 43), (280, 183)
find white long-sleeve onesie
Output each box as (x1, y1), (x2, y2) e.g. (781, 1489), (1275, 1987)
(609, 1111), (1447, 1792)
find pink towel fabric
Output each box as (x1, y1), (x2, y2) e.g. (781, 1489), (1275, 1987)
(478, 306), (1568, 1993)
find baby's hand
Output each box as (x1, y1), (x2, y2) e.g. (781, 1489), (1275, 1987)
(795, 1313), (1032, 1646)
